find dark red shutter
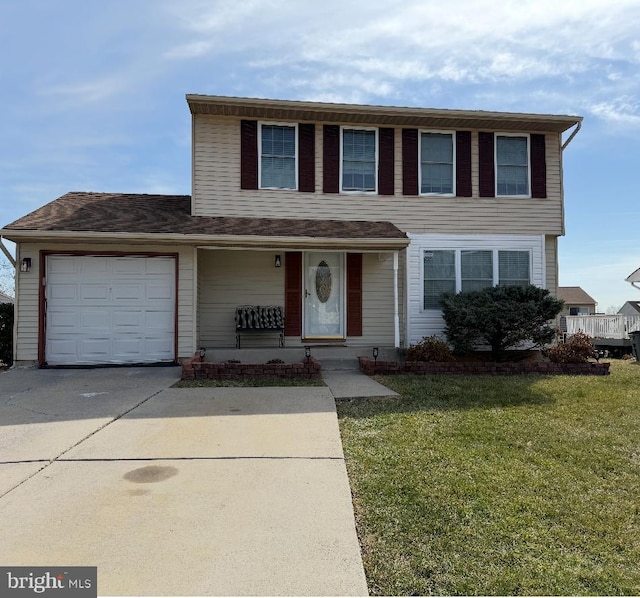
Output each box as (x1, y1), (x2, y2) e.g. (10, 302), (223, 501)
(378, 127), (395, 195)
(456, 131), (472, 197)
(240, 120), (258, 190)
(530, 133), (547, 198)
(346, 253), (363, 337)
(478, 132), (495, 197)
(402, 129), (418, 195)
(323, 125), (340, 193)
(284, 252), (302, 336)
(298, 123), (315, 192)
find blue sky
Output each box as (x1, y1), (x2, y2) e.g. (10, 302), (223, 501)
(1, 0), (639, 310)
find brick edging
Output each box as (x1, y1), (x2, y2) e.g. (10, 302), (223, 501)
(358, 356), (611, 376)
(182, 353), (322, 380)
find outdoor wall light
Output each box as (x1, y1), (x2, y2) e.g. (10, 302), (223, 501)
(274, 255), (282, 268)
(305, 346), (311, 362)
(20, 257), (31, 273)
(373, 347), (379, 363)
(199, 347), (206, 360)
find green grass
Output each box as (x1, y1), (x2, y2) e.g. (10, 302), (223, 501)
(174, 377), (325, 388)
(337, 360), (640, 596)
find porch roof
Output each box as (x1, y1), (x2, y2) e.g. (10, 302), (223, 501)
(1, 192), (409, 250)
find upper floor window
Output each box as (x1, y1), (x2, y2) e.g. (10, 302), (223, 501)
(341, 128), (377, 193)
(259, 123), (297, 190)
(496, 135), (529, 197)
(423, 248), (531, 310)
(420, 132), (454, 195)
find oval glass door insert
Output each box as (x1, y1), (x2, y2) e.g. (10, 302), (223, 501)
(315, 260), (332, 303)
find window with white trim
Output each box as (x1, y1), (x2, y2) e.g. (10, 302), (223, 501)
(260, 123), (297, 189)
(341, 128), (377, 192)
(420, 131), (454, 195)
(423, 250), (456, 310)
(496, 135), (529, 196)
(423, 248), (531, 309)
(498, 250), (530, 287)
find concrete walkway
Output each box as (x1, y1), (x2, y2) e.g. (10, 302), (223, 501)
(0, 367), (368, 596)
(323, 369), (400, 400)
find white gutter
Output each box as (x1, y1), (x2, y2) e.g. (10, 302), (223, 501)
(0, 229), (409, 250)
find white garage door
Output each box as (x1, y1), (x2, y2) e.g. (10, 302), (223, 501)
(45, 255), (176, 365)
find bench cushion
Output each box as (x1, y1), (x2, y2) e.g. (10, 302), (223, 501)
(235, 305), (284, 330)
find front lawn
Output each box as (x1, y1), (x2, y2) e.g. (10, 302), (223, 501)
(337, 360), (640, 595)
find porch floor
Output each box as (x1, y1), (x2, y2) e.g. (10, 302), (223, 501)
(200, 346), (400, 370)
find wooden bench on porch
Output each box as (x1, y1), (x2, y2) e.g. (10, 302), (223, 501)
(235, 305), (285, 348)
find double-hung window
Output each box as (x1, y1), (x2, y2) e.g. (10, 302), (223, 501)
(341, 128), (377, 192)
(423, 248), (531, 309)
(496, 134), (529, 197)
(260, 123), (297, 189)
(420, 132), (454, 195)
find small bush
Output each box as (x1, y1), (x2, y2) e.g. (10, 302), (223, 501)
(621, 353), (634, 361)
(0, 302), (14, 366)
(406, 336), (455, 362)
(543, 331), (595, 364)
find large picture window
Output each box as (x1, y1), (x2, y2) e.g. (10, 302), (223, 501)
(423, 248), (531, 310)
(420, 132), (454, 195)
(260, 123), (297, 189)
(496, 135), (529, 196)
(342, 128), (377, 192)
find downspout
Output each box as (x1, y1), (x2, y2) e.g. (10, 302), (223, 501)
(0, 236), (16, 267)
(561, 120), (582, 151)
(393, 251), (400, 348)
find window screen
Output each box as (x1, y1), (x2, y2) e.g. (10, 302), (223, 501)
(496, 136), (529, 196)
(342, 129), (376, 192)
(423, 250), (456, 309)
(261, 124), (296, 189)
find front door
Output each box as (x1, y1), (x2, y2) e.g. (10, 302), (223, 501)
(303, 252), (345, 339)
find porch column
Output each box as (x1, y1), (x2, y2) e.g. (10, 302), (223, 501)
(393, 251), (400, 348)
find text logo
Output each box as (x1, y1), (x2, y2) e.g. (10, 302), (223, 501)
(0, 567), (96, 598)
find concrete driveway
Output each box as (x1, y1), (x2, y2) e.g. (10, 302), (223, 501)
(0, 367), (368, 596)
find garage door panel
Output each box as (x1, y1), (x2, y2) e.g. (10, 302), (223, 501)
(112, 284), (144, 301)
(49, 284), (78, 301)
(45, 255), (176, 365)
(80, 284), (110, 301)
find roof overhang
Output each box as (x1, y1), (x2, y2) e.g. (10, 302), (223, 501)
(187, 94), (582, 134)
(0, 229), (410, 251)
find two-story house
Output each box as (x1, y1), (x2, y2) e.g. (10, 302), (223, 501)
(0, 95), (582, 366)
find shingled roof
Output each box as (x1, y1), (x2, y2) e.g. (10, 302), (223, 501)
(1, 192), (409, 249)
(557, 286), (597, 306)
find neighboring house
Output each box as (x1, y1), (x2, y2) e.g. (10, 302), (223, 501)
(557, 286), (597, 316)
(0, 291), (13, 304)
(626, 267), (640, 291)
(618, 301), (640, 316)
(0, 95), (582, 366)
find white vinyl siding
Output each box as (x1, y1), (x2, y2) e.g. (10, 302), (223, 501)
(496, 134), (530, 197)
(193, 117), (564, 236)
(341, 127), (377, 193)
(420, 131), (454, 195)
(259, 123), (297, 190)
(408, 234), (545, 343)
